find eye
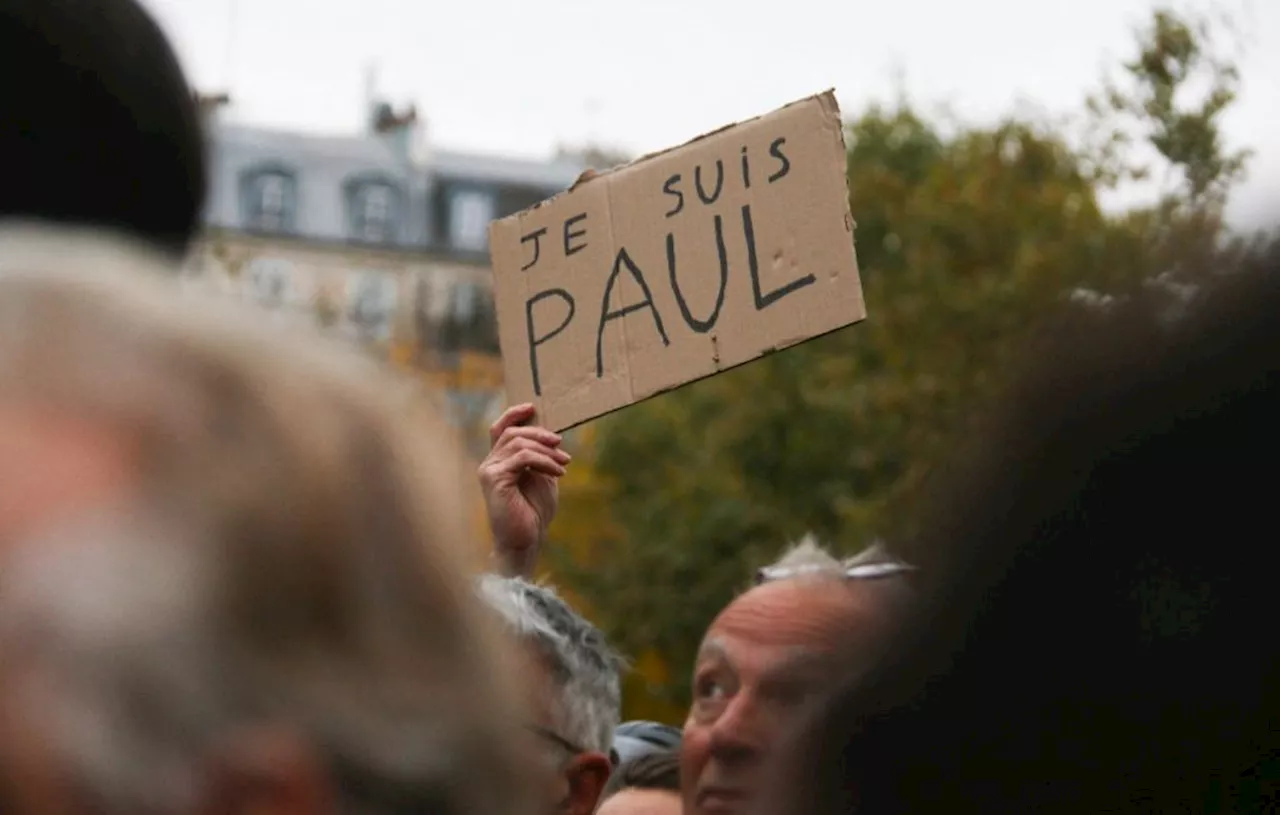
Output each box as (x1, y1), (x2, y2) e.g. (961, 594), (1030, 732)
(695, 674), (728, 701)
(691, 669), (734, 724)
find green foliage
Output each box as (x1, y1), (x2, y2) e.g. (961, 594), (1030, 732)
(1086, 7), (1250, 210)
(547, 7), (1254, 715)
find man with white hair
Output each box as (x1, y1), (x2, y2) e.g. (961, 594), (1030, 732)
(477, 576), (623, 815)
(679, 536), (914, 815)
(477, 404), (624, 815)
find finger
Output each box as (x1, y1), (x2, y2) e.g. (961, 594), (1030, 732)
(505, 448), (566, 478)
(490, 403), (537, 445)
(497, 436), (571, 467)
(495, 425), (564, 453)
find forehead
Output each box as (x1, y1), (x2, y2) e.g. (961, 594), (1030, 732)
(699, 579), (875, 664)
(596, 788), (682, 815)
(514, 641), (563, 729)
(0, 404), (135, 549)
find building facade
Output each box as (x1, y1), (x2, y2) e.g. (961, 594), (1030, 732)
(185, 97), (584, 452)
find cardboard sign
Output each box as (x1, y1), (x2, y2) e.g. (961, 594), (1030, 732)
(489, 90), (865, 431)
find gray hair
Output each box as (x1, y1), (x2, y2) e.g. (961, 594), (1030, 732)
(0, 225), (534, 815)
(1, 512), (532, 815)
(477, 576), (623, 756)
(755, 534), (915, 585)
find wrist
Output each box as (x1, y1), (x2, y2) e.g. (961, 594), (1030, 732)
(491, 540), (540, 579)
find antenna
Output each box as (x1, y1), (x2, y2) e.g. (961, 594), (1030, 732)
(364, 62), (379, 113)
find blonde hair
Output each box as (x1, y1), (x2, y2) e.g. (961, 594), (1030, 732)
(0, 224), (533, 815)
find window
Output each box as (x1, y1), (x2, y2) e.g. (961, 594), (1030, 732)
(363, 187), (391, 238)
(244, 258), (295, 310)
(452, 281), (478, 321)
(498, 185), (551, 219)
(448, 190), (493, 251)
(442, 280), (498, 354)
(260, 176), (286, 218)
(345, 271), (398, 342)
(242, 169), (297, 232)
(349, 181), (401, 244)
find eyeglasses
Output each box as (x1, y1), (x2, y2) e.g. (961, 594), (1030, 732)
(754, 560), (916, 585)
(525, 724), (586, 758)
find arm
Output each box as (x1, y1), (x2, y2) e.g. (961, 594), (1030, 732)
(477, 403), (570, 578)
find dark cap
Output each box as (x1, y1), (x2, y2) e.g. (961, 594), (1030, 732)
(610, 720), (682, 766)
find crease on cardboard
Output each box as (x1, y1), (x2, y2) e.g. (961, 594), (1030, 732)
(601, 174), (636, 405)
(520, 235), (534, 411)
(813, 93), (856, 245)
(815, 89), (841, 119)
(818, 91), (845, 145)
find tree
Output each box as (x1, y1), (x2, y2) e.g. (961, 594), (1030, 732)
(1087, 7), (1249, 211)
(1084, 7), (1255, 290)
(549, 425), (690, 724)
(546, 7), (1254, 715)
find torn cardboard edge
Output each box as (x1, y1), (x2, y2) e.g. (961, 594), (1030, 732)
(535, 89), (842, 207)
(489, 88), (864, 432)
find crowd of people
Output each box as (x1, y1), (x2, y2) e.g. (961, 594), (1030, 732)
(1, 1), (1277, 813)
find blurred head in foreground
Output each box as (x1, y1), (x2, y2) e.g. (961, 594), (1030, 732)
(478, 576), (624, 815)
(774, 238), (1280, 815)
(0, 226), (534, 814)
(0, 0), (207, 256)
(680, 537), (914, 815)
(0, 0), (206, 257)
(596, 751), (681, 815)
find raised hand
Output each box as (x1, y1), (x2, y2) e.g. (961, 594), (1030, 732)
(478, 403), (570, 577)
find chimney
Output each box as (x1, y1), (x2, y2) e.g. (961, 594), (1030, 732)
(373, 103), (418, 133)
(361, 65), (423, 164)
(371, 101), (421, 165)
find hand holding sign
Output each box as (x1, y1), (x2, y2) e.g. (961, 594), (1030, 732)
(489, 91), (865, 431)
(478, 403), (569, 578)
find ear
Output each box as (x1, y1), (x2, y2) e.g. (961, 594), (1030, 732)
(563, 750), (611, 815)
(194, 725), (336, 815)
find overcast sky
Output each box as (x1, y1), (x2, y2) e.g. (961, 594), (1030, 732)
(142, 0), (1278, 228)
